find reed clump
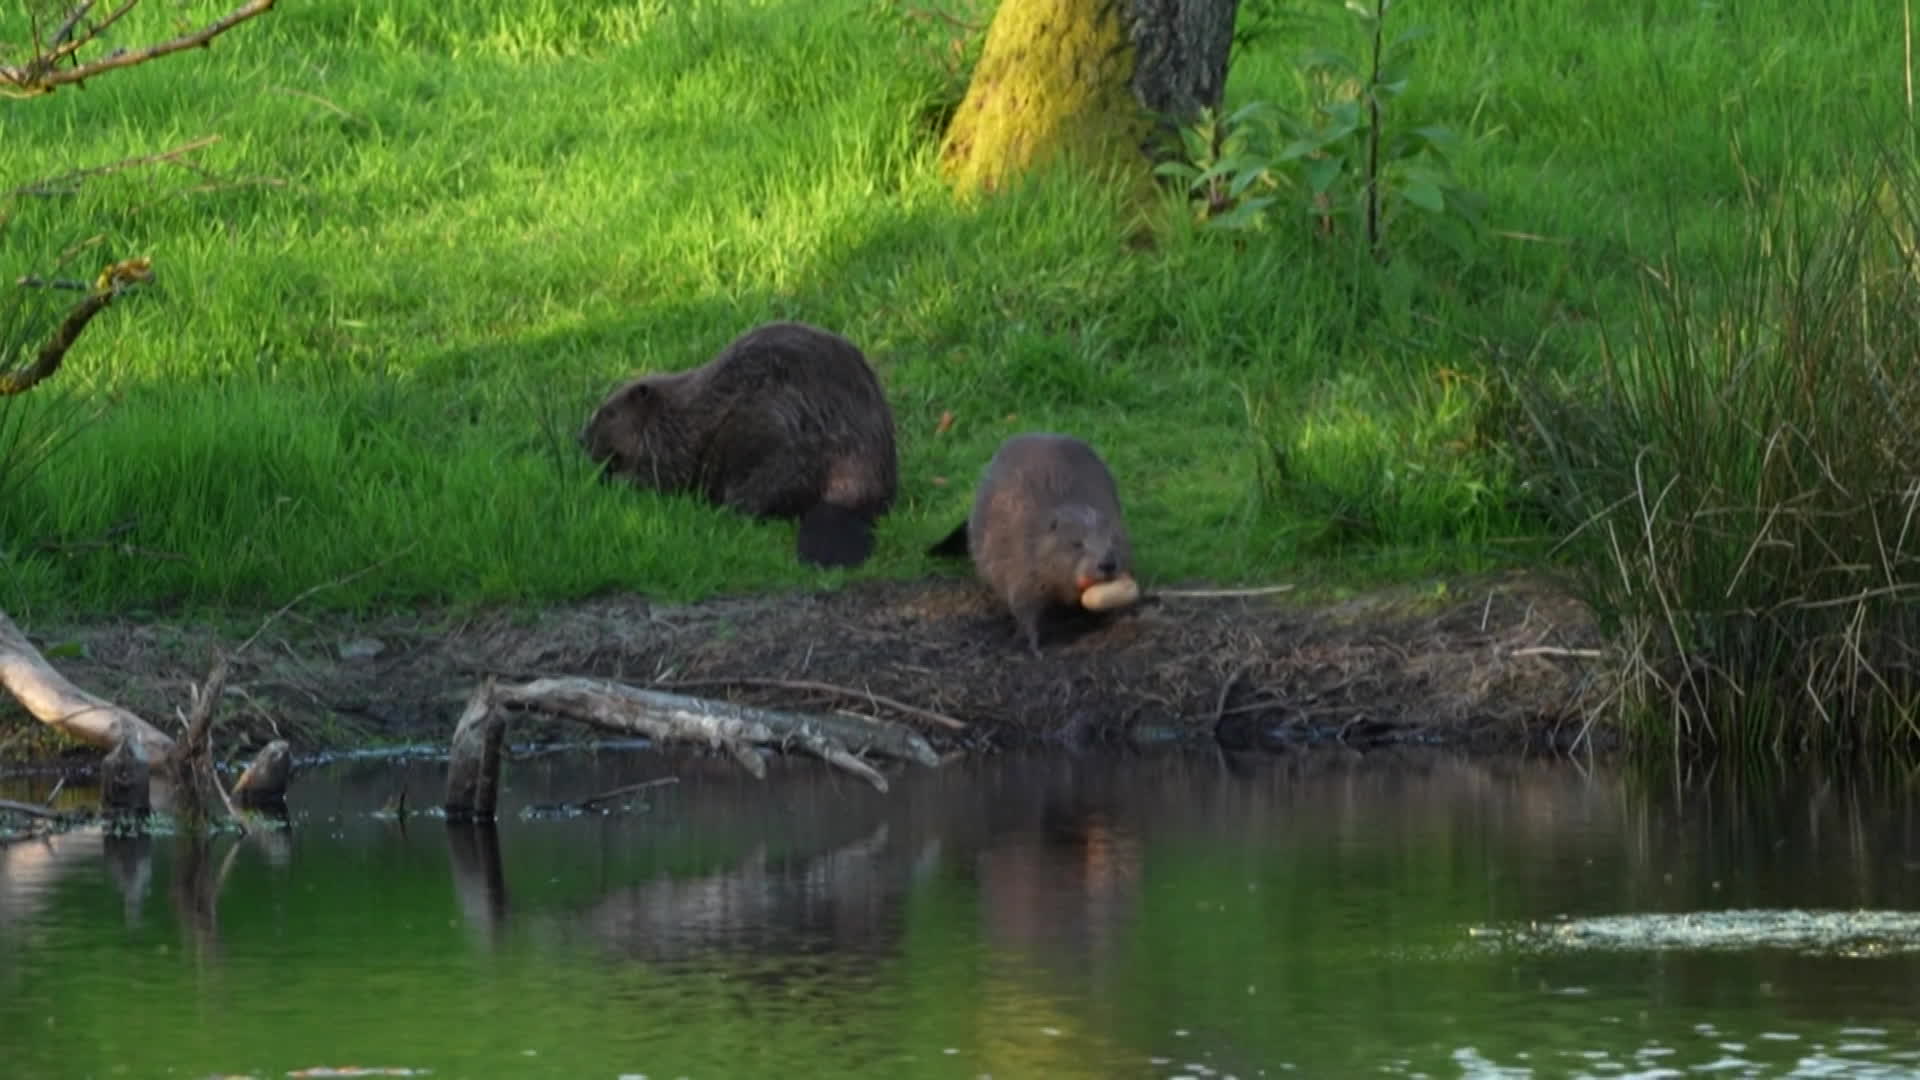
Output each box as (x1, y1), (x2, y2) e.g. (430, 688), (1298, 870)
(1516, 162), (1920, 759)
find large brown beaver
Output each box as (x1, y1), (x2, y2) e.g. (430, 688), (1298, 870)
(581, 321), (899, 568)
(930, 432), (1135, 654)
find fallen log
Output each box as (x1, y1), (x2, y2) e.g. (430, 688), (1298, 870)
(442, 677), (940, 815)
(493, 677), (940, 792)
(2, 606), (301, 831)
(0, 609), (175, 760)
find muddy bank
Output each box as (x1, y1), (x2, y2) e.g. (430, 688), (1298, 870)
(0, 571), (1608, 771)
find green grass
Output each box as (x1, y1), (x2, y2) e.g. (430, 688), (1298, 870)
(0, 0), (1908, 632)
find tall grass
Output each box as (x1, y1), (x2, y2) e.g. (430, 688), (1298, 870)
(1515, 160), (1920, 759)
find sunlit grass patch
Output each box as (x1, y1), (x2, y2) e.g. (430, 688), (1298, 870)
(1246, 364), (1530, 566)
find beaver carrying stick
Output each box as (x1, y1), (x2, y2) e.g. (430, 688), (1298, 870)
(581, 321), (899, 568)
(930, 432), (1139, 655)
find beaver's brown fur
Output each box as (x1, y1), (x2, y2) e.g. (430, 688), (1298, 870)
(929, 432), (1133, 654)
(581, 321), (899, 568)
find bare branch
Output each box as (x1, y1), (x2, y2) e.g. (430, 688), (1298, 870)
(0, 257), (154, 396)
(3, 135), (222, 201)
(656, 675), (968, 731)
(0, 797), (70, 820)
(1, 0), (277, 99)
(48, 2), (103, 54)
(37, 1), (139, 72)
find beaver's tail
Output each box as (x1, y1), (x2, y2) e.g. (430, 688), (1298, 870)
(797, 503), (878, 568)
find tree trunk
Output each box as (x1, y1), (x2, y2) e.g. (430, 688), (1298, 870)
(939, 0), (1241, 197)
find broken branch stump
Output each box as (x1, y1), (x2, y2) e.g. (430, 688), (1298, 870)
(165, 658), (237, 827)
(444, 679), (507, 822)
(101, 718), (152, 816)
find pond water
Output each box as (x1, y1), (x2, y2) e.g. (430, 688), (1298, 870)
(3, 748), (1920, 1079)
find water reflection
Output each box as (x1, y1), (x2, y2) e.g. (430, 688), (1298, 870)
(521, 821), (914, 969)
(1, 749), (1918, 1078)
(446, 822), (509, 949)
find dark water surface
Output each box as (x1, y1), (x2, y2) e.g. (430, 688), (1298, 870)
(4, 749), (1920, 1079)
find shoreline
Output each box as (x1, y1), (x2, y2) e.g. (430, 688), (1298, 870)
(0, 570), (1609, 774)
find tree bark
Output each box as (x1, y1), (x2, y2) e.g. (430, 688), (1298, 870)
(940, 0), (1240, 197)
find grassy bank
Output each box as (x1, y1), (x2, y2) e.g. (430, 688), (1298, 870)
(0, 0), (1905, 644)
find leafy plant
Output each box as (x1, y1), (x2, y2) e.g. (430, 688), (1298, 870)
(1156, 0), (1483, 260)
(1154, 101), (1290, 232)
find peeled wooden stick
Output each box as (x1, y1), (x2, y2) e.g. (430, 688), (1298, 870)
(1081, 574), (1141, 612)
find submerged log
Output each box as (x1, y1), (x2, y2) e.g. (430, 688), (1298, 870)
(444, 680), (507, 822)
(0, 609), (175, 760)
(492, 677), (941, 793)
(231, 739), (292, 807)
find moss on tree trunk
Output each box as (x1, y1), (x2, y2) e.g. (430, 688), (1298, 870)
(940, 0), (1239, 198)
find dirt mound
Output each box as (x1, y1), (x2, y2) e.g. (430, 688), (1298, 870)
(1, 572), (1606, 767)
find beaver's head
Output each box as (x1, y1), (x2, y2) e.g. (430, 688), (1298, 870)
(579, 373), (697, 491)
(1039, 503), (1130, 594)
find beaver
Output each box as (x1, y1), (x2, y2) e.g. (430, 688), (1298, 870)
(929, 432), (1135, 654)
(581, 321), (899, 568)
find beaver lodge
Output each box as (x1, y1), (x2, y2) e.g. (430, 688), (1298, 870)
(5, 571), (1608, 789)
